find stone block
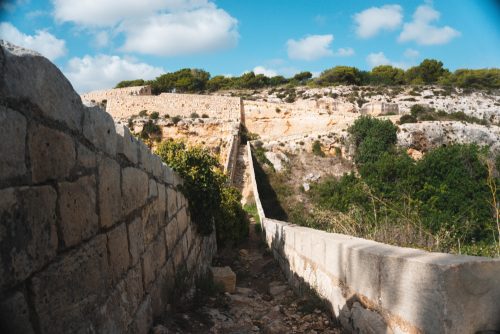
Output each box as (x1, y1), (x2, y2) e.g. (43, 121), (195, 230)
(148, 179), (158, 199)
(77, 143), (96, 169)
(122, 167), (148, 215)
(166, 187), (178, 219)
(127, 295), (152, 334)
(141, 244), (156, 289)
(98, 156), (122, 228)
(31, 235), (110, 334)
(58, 175), (98, 247)
(127, 217), (145, 265)
(138, 141), (153, 173)
(115, 123), (138, 164)
(29, 123), (75, 183)
(157, 182), (167, 223)
(164, 217), (179, 253)
(142, 206), (159, 246)
(162, 163), (174, 184)
(0, 106), (27, 179)
(95, 265), (143, 333)
(83, 106), (117, 156)
(0, 291), (35, 334)
(0, 41), (83, 131)
(0, 186), (58, 289)
(107, 223), (130, 283)
(211, 266), (236, 293)
(151, 154), (163, 178)
(176, 206), (189, 235)
(172, 241), (184, 271)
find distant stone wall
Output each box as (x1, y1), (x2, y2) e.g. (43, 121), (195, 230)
(247, 142), (500, 334)
(0, 42), (216, 334)
(102, 93), (242, 121)
(81, 85), (152, 103)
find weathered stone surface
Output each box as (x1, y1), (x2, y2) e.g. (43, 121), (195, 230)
(96, 265), (143, 333)
(138, 141), (153, 173)
(142, 236), (167, 291)
(122, 167), (148, 215)
(107, 223), (130, 283)
(127, 217), (145, 266)
(128, 295), (152, 334)
(142, 206), (159, 245)
(0, 41), (83, 131)
(151, 155), (163, 178)
(157, 183), (167, 222)
(341, 302), (392, 334)
(58, 175), (98, 247)
(166, 187), (177, 219)
(0, 186), (57, 289)
(162, 163), (174, 184)
(0, 106), (27, 179)
(76, 143), (96, 169)
(0, 291), (35, 334)
(177, 206), (189, 235)
(116, 122), (139, 164)
(98, 156), (122, 228)
(211, 266), (236, 293)
(83, 106), (117, 156)
(165, 217), (179, 253)
(31, 235), (110, 334)
(148, 179), (158, 199)
(29, 123), (75, 183)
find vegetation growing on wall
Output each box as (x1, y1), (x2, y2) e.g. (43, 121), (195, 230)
(399, 104), (488, 125)
(156, 139), (248, 247)
(115, 59), (500, 93)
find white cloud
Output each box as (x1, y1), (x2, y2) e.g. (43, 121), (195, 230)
(64, 54), (164, 93)
(366, 51), (412, 69)
(404, 48), (419, 58)
(253, 66), (278, 77)
(94, 31), (110, 48)
(120, 7), (238, 56)
(354, 5), (403, 38)
(52, 0), (208, 27)
(0, 22), (67, 60)
(287, 34), (334, 61)
(51, 0), (239, 57)
(399, 5), (460, 45)
(335, 47), (355, 57)
(366, 52), (391, 67)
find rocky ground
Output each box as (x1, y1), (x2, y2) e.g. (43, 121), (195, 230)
(151, 220), (342, 334)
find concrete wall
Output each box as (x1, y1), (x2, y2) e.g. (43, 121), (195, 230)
(247, 142), (500, 333)
(0, 42), (216, 334)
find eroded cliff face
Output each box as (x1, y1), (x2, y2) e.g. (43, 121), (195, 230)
(0, 41), (216, 334)
(398, 121), (500, 154)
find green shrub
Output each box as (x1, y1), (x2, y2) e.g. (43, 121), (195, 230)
(149, 111), (159, 120)
(190, 112), (200, 118)
(139, 110), (148, 117)
(171, 115), (182, 124)
(399, 114), (418, 124)
(347, 116), (397, 164)
(156, 140), (248, 246)
(201, 113), (209, 118)
(140, 120), (162, 141)
(312, 140), (325, 157)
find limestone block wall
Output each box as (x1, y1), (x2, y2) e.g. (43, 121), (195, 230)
(104, 93), (242, 121)
(247, 142), (500, 333)
(81, 85), (152, 103)
(0, 42), (216, 334)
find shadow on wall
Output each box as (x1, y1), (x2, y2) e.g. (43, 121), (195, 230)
(251, 151), (288, 221)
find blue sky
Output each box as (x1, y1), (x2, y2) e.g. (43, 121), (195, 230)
(1, 0), (499, 93)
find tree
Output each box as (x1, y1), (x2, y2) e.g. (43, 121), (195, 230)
(293, 71), (313, 83)
(115, 79), (145, 88)
(370, 65), (405, 85)
(316, 66), (363, 86)
(405, 59), (449, 85)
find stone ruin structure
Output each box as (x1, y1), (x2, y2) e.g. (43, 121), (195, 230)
(82, 85), (152, 103)
(0, 41), (216, 333)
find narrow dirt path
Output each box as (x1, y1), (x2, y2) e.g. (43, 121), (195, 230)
(152, 142), (342, 333)
(233, 144), (253, 205)
(153, 219), (341, 334)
